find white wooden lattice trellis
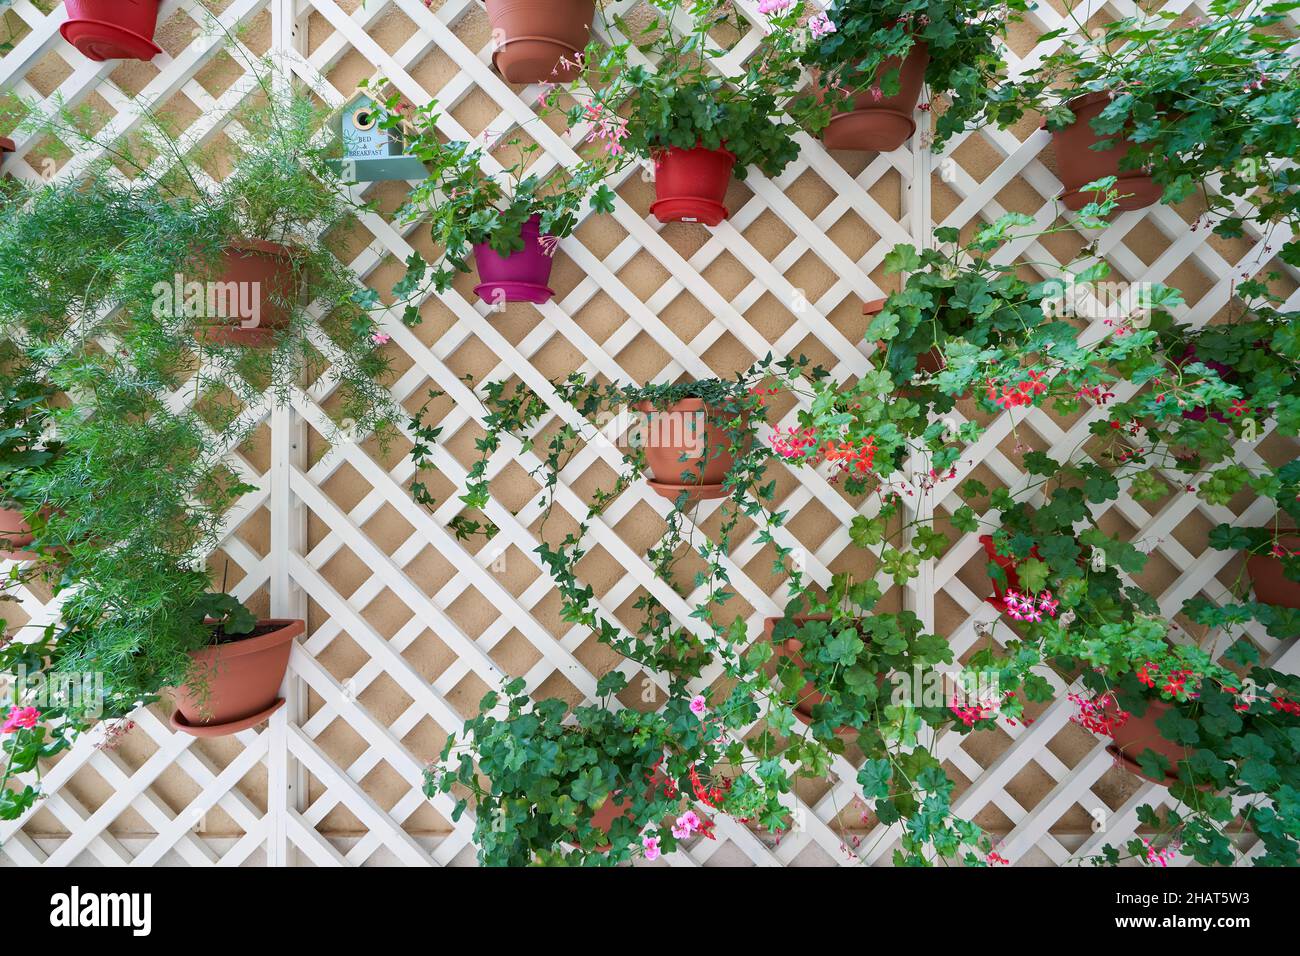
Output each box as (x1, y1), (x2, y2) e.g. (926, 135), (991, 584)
(0, 0), (1296, 866)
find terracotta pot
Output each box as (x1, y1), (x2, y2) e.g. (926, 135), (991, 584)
(0, 503), (37, 562)
(61, 0), (162, 62)
(818, 43), (929, 152)
(1246, 533), (1300, 610)
(581, 767), (670, 852)
(170, 619), (303, 737)
(487, 0), (595, 84)
(1050, 92), (1160, 212)
(193, 240), (299, 348)
(1107, 697), (1211, 790)
(472, 214), (556, 305)
(636, 398), (741, 501)
(650, 146), (737, 227)
(0, 137), (14, 166)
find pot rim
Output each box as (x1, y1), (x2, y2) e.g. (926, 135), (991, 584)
(635, 397), (714, 413)
(189, 618), (304, 664)
(226, 238), (299, 258)
(654, 143), (738, 164)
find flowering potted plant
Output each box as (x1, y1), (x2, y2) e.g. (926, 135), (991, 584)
(541, 0), (815, 225)
(987, 0), (1300, 246)
(790, 0), (1029, 152)
(376, 93), (615, 310)
(0, 373), (57, 563)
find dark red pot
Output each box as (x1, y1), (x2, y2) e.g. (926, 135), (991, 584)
(1246, 533), (1300, 609)
(0, 137), (14, 166)
(487, 0), (595, 84)
(1051, 92), (1160, 212)
(819, 43), (929, 152)
(650, 146), (737, 227)
(61, 0), (162, 62)
(193, 240), (299, 348)
(170, 619), (303, 737)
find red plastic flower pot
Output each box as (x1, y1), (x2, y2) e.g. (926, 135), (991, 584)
(473, 214), (557, 305)
(636, 398), (743, 501)
(487, 0), (595, 84)
(61, 0), (162, 62)
(1246, 533), (1300, 610)
(1050, 92), (1161, 212)
(170, 619), (303, 737)
(192, 240), (300, 348)
(818, 43), (929, 152)
(650, 146), (737, 227)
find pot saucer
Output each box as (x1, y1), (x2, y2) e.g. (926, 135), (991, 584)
(171, 698), (285, 738)
(474, 280), (555, 305)
(824, 108), (916, 152)
(60, 19), (162, 62)
(646, 479), (729, 502)
(649, 196), (729, 227)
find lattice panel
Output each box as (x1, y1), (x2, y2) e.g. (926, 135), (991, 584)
(1, 0), (1297, 867)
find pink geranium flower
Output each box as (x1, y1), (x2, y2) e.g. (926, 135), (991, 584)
(689, 695), (707, 716)
(642, 834), (661, 861)
(3, 706), (39, 733)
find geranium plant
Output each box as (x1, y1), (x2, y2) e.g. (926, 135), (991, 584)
(987, 0), (1300, 263)
(789, 0), (1031, 149)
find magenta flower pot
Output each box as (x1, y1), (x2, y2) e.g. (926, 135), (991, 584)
(473, 215), (556, 305)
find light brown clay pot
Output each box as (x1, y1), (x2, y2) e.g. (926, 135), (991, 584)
(1107, 696), (1211, 790)
(1246, 533), (1300, 610)
(636, 399), (741, 501)
(818, 43), (929, 152)
(1050, 92), (1161, 212)
(487, 0), (596, 84)
(0, 502), (37, 562)
(170, 619), (303, 737)
(193, 240), (300, 348)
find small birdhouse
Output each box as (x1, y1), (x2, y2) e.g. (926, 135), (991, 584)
(330, 95), (426, 183)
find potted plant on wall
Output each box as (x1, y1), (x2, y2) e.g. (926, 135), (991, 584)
(376, 95), (615, 312)
(61, 0), (162, 63)
(0, 68), (398, 739)
(485, 0), (600, 84)
(542, 0), (814, 226)
(0, 372), (57, 563)
(987, 0), (1300, 241)
(791, 0), (1029, 152)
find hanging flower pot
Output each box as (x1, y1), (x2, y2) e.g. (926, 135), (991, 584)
(1050, 92), (1161, 212)
(818, 43), (929, 152)
(0, 501), (37, 562)
(1246, 533), (1300, 610)
(170, 619), (303, 737)
(979, 534), (1030, 607)
(192, 240), (300, 348)
(636, 399), (740, 501)
(649, 145), (737, 227)
(0, 137), (14, 167)
(571, 766), (672, 852)
(764, 615), (879, 733)
(473, 214), (556, 305)
(487, 0), (596, 84)
(60, 0), (162, 63)
(1105, 696), (1211, 790)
